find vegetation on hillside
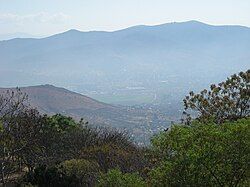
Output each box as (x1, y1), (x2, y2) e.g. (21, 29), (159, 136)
(0, 70), (249, 186)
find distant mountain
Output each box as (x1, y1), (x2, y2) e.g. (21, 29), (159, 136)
(0, 85), (170, 143)
(0, 32), (41, 41)
(0, 21), (249, 105)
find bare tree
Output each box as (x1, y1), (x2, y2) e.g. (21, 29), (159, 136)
(0, 88), (29, 184)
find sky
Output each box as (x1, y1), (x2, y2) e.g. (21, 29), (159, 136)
(0, 0), (250, 36)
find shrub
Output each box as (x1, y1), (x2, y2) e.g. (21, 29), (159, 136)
(58, 159), (100, 186)
(97, 169), (146, 187)
(23, 165), (66, 186)
(23, 159), (100, 186)
(81, 143), (146, 174)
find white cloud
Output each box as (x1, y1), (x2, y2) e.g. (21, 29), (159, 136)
(0, 12), (71, 25)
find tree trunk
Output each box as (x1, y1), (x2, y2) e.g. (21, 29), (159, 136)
(1, 161), (5, 186)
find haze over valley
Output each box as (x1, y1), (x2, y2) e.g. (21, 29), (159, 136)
(1, 21), (249, 117)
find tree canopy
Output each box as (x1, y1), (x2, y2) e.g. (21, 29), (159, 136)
(183, 70), (250, 124)
(149, 118), (250, 186)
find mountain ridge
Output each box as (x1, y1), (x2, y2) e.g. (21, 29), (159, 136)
(0, 20), (249, 105)
(1, 20), (250, 42)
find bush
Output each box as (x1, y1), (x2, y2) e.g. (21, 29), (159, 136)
(23, 159), (100, 186)
(97, 169), (146, 187)
(23, 165), (66, 186)
(81, 143), (146, 174)
(58, 159), (100, 186)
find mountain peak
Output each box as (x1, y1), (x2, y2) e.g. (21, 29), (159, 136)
(183, 20), (206, 24)
(29, 84), (56, 89)
(155, 20), (209, 28)
(66, 29), (82, 33)
(41, 84), (55, 87)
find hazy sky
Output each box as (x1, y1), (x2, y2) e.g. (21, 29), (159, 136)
(0, 0), (250, 35)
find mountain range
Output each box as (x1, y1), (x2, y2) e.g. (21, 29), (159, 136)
(0, 20), (250, 105)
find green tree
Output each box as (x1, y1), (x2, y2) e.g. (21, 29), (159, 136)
(149, 118), (250, 187)
(38, 114), (82, 165)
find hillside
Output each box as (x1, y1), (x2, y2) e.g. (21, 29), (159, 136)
(13, 84), (114, 115)
(0, 85), (171, 143)
(1, 21), (249, 105)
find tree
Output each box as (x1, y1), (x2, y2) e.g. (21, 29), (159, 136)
(183, 70), (250, 124)
(14, 109), (46, 172)
(0, 108), (44, 184)
(38, 114), (82, 165)
(149, 118), (250, 187)
(0, 88), (27, 118)
(0, 88), (29, 184)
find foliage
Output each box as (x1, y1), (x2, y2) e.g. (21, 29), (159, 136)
(149, 118), (250, 186)
(183, 70), (250, 124)
(80, 128), (147, 174)
(43, 114), (80, 133)
(1, 70), (249, 186)
(38, 114), (83, 165)
(97, 169), (146, 187)
(23, 165), (65, 186)
(59, 159), (100, 186)
(0, 88), (30, 184)
(81, 143), (146, 174)
(0, 88), (143, 185)
(23, 159), (100, 186)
